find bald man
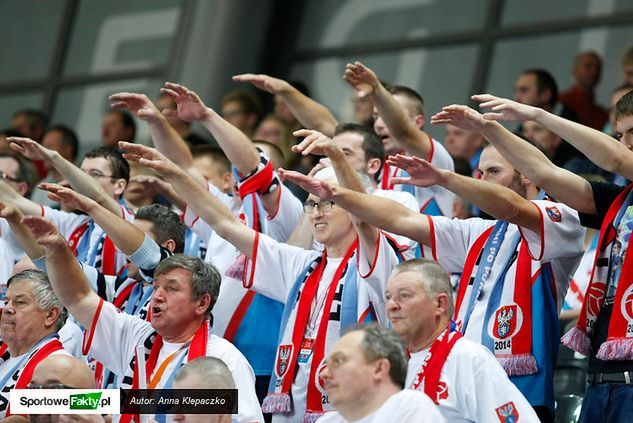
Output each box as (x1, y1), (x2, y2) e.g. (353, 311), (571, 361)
(28, 355), (102, 423)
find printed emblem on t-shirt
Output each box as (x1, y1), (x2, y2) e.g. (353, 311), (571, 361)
(545, 206), (561, 222)
(495, 401), (519, 423)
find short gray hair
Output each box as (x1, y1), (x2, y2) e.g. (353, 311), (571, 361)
(7, 270), (68, 331)
(355, 323), (408, 388)
(391, 258), (454, 317)
(154, 254), (221, 316)
(174, 357), (235, 389)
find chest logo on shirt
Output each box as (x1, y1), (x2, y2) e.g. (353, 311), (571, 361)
(621, 284), (633, 326)
(495, 401), (519, 423)
(276, 344), (293, 378)
(587, 282), (607, 318)
(436, 381), (449, 402)
(546, 206), (562, 222)
(493, 304), (522, 340)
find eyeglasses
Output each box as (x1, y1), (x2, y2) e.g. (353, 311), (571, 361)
(87, 170), (115, 179)
(0, 172), (20, 183)
(27, 383), (77, 389)
(303, 200), (335, 213)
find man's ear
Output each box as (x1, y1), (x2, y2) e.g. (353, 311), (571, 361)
(113, 178), (127, 197)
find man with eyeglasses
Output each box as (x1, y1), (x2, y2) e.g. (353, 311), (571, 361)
(117, 141), (399, 423)
(0, 270), (70, 419)
(1, 140), (133, 277)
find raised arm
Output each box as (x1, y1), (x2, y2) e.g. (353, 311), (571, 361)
(388, 154), (541, 233)
(291, 128), (379, 259)
(343, 62), (432, 158)
(21, 216), (101, 329)
(233, 73), (338, 136)
(474, 93), (633, 180)
(0, 201), (43, 259)
(118, 142), (256, 257)
(430, 104), (596, 215)
(39, 183), (145, 256)
(108, 92), (207, 188)
(0, 178), (41, 216)
(279, 170), (431, 246)
(160, 82), (284, 214)
(8, 137), (123, 216)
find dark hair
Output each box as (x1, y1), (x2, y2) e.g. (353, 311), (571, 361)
(84, 146), (130, 183)
(191, 145), (231, 174)
(155, 255), (222, 317)
(334, 123), (384, 180)
(252, 139), (285, 170)
(106, 110), (136, 141)
(386, 85), (424, 117)
(615, 90), (633, 119)
(46, 124), (79, 162)
(522, 69), (559, 108)
(357, 323), (408, 388)
(221, 90), (261, 117)
(0, 153), (36, 193)
(0, 128), (26, 138)
(12, 109), (49, 130)
(135, 204), (186, 254)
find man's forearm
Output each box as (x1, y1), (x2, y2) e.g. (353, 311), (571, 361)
(88, 202), (145, 256)
(278, 88), (338, 136)
(534, 108), (633, 179)
(200, 108), (260, 175)
(328, 148), (366, 193)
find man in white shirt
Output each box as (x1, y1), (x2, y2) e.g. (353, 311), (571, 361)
(317, 324), (444, 423)
(22, 217), (263, 423)
(386, 259), (539, 423)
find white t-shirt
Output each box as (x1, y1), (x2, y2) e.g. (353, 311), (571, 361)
(250, 233), (399, 423)
(422, 200), (585, 339)
(58, 320), (85, 359)
(84, 300), (263, 423)
(383, 138), (455, 217)
(0, 237), (13, 288)
(316, 389), (445, 423)
(373, 189), (419, 260)
(406, 337), (539, 423)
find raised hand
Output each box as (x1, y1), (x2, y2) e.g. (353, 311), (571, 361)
(0, 201), (21, 222)
(343, 62), (380, 97)
(160, 82), (212, 122)
(21, 216), (65, 248)
(387, 154), (447, 188)
(292, 129), (340, 157)
(472, 94), (540, 122)
(430, 105), (489, 132)
(118, 141), (182, 178)
(39, 183), (97, 213)
(7, 137), (56, 162)
(232, 73), (291, 94)
(278, 169), (335, 200)
(108, 92), (161, 122)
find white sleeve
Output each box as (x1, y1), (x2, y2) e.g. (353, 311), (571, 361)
(460, 345), (540, 423)
(209, 337), (264, 423)
(357, 232), (400, 323)
(249, 233), (319, 303)
(58, 320), (86, 359)
(41, 207), (91, 239)
(84, 299), (154, 376)
(182, 181), (234, 241)
(266, 183), (303, 242)
(424, 217), (495, 273)
(519, 200), (586, 261)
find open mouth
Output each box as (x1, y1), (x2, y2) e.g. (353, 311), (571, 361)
(152, 306), (163, 316)
(314, 223), (327, 230)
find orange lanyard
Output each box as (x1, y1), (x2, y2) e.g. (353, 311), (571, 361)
(148, 342), (189, 389)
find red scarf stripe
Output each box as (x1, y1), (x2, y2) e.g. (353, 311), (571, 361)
(511, 242), (533, 356)
(82, 298), (105, 356)
(453, 227), (493, 318)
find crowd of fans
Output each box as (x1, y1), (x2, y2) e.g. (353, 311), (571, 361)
(0, 45), (633, 423)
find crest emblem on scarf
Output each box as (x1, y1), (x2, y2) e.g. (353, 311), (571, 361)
(276, 345), (293, 378)
(546, 206), (562, 222)
(436, 381), (449, 402)
(496, 401), (519, 423)
(587, 282), (607, 318)
(315, 359), (329, 396)
(494, 305), (520, 339)
(621, 284), (633, 326)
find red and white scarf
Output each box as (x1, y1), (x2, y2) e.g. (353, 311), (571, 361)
(410, 323), (462, 404)
(562, 183), (633, 359)
(453, 225), (537, 376)
(262, 241), (358, 421)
